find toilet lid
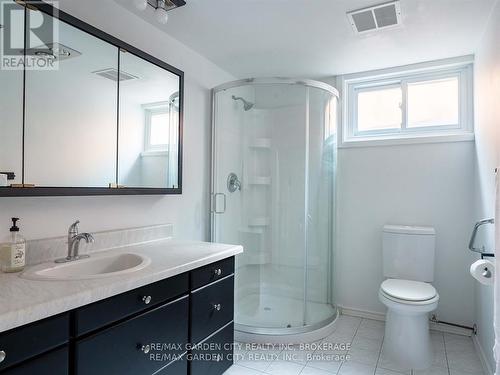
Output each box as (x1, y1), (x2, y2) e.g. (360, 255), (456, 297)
(381, 279), (437, 302)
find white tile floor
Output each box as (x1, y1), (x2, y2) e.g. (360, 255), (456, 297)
(224, 316), (484, 375)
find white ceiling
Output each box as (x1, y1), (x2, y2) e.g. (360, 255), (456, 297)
(116, 0), (496, 79)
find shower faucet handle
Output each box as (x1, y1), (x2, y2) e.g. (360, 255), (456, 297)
(227, 173), (241, 193)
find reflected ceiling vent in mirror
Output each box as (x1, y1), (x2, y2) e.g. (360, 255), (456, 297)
(347, 1), (402, 34)
(27, 42), (81, 61)
(92, 68), (139, 82)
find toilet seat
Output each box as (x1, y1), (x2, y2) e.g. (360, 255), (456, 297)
(380, 279), (437, 305)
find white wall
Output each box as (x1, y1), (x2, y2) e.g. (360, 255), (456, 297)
(0, 0), (234, 240)
(336, 141), (477, 325)
(473, 0), (500, 370)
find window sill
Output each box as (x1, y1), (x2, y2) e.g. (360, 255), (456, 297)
(141, 150), (168, 157)
(339, 132), (475, 148)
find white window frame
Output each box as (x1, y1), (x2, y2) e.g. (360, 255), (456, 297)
(142, 101), (170, 156)
(338, 56), (475, 147)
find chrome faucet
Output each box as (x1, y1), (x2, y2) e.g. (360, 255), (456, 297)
(55, 220), (95, 263)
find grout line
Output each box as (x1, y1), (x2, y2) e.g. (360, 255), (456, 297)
(442, 333), (452, 375)
(337, 318), (364, 374)
(374, 332), (385, 375)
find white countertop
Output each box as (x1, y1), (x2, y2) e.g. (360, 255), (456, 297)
(0, 239), (242, 333)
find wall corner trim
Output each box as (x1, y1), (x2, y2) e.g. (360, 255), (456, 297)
(473, 333), (495, 375)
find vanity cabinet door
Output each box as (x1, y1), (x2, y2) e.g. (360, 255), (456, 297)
(190, 323), (234, 375)
(190, 276), (234, 344)
(1, 346), (68, 375)
(75, 295), (188, 375)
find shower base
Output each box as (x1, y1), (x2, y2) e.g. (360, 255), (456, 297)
(235, 292), (338, 344)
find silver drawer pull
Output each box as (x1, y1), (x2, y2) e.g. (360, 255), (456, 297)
(0, 350), (5, 363)
(142, 295), (152, 305)
(140, 344), (151, 354)
(214, 268), (222, 276)
(213, 303), (222, 311)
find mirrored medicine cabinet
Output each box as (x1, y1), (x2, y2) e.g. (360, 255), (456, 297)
(0, 1), (183, 196)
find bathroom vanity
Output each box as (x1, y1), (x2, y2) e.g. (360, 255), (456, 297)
(0, 234), (242, 375)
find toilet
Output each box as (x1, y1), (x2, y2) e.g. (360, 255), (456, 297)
(379, 225), (439, 370)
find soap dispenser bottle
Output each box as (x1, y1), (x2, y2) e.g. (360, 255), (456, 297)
(1, 218), (26, 273)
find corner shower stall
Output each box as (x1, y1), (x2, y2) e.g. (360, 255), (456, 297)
(211, 78), (338, 341)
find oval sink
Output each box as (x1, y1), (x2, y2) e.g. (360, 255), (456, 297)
(21, 253), (151, 281)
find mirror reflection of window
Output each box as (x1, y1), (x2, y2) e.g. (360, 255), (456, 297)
(118, 50), (180, 189)
(143, 103), (170, 153)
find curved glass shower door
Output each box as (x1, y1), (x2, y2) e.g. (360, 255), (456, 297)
(211, 79), (338, 336)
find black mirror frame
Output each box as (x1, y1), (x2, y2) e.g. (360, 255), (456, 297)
(0, 0), (183, 197)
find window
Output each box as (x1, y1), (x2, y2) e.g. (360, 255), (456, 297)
(143, 103), (170, 153)
(357, 85), (402, 132)
(341, 58), (474, 146)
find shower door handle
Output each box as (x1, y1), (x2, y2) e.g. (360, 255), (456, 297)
(213, 193), (226, 214)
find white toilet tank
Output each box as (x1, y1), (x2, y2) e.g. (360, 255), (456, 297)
(383, 225), (436, 282)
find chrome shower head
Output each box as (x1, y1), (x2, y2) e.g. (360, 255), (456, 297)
(232, 95), (254, 111)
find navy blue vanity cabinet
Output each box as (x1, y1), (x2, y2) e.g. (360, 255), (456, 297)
(189, 258), (235, 375)
(0, 313), (69, 374)
(1, 346), (68, 375)
(190, 276), (235, 344)
(75, 295), (189, 375)
(191, 257), (235, 290)
(74, 273), (189, 336)
(156, 354), (188, 374)
(190, 323), (234, 375)
(0, 256), (236, 375)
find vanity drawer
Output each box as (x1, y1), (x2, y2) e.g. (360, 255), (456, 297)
(74, 272), (188, 336)
(1, 346), (68, 375)
(76, 295), (188, 375)
(0, 313), (69, 372)
(191, 257), (234, 290)
(190, 276), (234, 344)
(190, 323), (234, 375)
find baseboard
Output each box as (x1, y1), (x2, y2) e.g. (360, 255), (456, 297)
(339, 306), (473, 337)
(339, 306), (386, 321)
(472, 334), (495, 375)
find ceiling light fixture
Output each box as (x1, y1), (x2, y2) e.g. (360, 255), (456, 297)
(156, 0), (169, 24)
(133, 0), (186, 25)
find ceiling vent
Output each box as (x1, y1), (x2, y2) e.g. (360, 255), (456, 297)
(347, 1), (402, 34)
(92, 68), (138, 82)
(26, 42), (81, 61)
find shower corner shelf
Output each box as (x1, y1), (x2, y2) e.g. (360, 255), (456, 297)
(248, 217), (270, 227)
(238, 227), (264, 234)
(249, 138), (272, 149)
(242, 252), (272, 265)
(249, 176), (271, 185)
